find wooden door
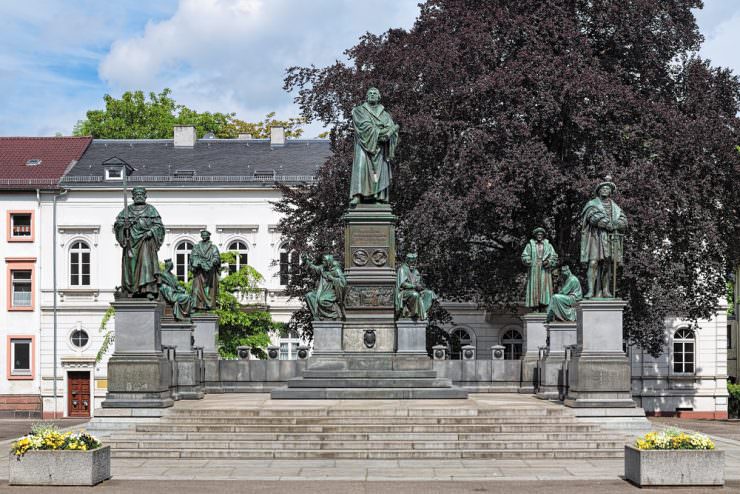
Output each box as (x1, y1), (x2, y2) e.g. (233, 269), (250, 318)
(67, 371), (90, 417)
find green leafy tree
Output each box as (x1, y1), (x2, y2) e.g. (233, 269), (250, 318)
(74, 88), (303, 139)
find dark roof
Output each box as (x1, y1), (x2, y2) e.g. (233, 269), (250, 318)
(0, 136), (92, 190)
(63, 139), (331, 188)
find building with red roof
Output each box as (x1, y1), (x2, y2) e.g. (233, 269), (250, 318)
(0, 136), (90, 418)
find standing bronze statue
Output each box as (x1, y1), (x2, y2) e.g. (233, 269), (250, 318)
(521, 227), (558, 311)
(113, 186), (165, 299)
(190, 230), (221, 311)
(303, 254), (347, 320)
(349, 87), (400, 207)
(159, 258), (192, 321)
(395, 252), (436, 320)
(546, 264), (583, 323)
(581, 177), (628, 298)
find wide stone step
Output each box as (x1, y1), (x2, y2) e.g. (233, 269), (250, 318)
(301, 370), (439, 379)
(158, 416), (579, 425)
(286, 378), (454, 388)
(107, 439), (626, 450)
(166, 407), (565, 418)
(135, 423), (602, 433)
(110, 448), (624, 459)
(271, 387), (468, 399)
(109, 431), (621, 442)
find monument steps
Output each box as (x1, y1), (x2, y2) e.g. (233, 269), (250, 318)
(270, 387), (469, 399)
(103, 403), (626, 460)
(284, 378), (454, 388)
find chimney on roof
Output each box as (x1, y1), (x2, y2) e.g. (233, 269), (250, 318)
(174, 125), (197, 147)
(237, 133), (252, 140)
(270, 126), (285, 146)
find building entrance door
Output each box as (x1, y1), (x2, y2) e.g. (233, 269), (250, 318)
(67, 371), (91, 417)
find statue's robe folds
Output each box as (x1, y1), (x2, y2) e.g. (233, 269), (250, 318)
(395, 264), (436, 320)
(350, 102), (399, 202)
(305, 263), (346, 320)
(521, 239), (557, 308)
(160, 269), (192, 321)
(580, 198), (628, 264)
(546, 274), (583, 323)
(114, 203), (164, 297)
(190, 241), (221, 311)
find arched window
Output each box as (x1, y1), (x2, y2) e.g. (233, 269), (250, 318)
(450, 328), (472, 360)
(279, 244), (299, 286)
(673, 328), (695, 374)
(69, 241), (90, 286)
(502, 330), (523, 360)
(228, 240), (249, 274)
(175, 241), (194, 282)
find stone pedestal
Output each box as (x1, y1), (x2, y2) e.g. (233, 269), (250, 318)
(312, 321), (343, 356)
(396, 320), (427, 356)
(103, 300), (173, 408)
(342, 203), (397, 353)
(564, 299), (635, 408)
(192, 314), (221, 393)
(520, 313), (547, 392)
(161, 320), (204, 400)
(536, 321), (576, 400)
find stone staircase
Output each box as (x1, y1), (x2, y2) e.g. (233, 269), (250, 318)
(102, 400), (627, 459)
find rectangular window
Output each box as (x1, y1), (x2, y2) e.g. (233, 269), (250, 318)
(11, 270), (32, 308)
(10, 338), (32, 376)
(105, 168), (122, 180)
(7, 211), (34, 241)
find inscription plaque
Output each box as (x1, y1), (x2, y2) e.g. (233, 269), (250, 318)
(350, 225), (390, 247)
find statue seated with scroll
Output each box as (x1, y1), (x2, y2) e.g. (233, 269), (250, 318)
(395, 252), (436, 321)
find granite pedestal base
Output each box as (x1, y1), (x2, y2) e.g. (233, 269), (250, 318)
(396, 320), (427, 356)
(564, 299), (636, 408)
(103, 300), (173, 409)
(536, 321), (577, 400)
(520, 313), (547, 392)
(192, 314), (222, 393)
(160, 321), (204, 400)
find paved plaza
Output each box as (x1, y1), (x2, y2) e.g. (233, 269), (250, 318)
(1, 395), (740, 490)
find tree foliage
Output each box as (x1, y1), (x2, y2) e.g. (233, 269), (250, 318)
(74, 88), (304, 139)
(276, 0), (740, 356)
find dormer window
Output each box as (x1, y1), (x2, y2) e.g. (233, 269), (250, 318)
(105, 168), (122, 180)
(254, 170), (275, 180)
(25, 159), (42, 166)
(174, 169), (196, 177)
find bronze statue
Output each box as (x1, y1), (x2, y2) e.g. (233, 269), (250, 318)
(303, 254), (347, 320)
(521, 227), (558, 311)
(113, 186), (165, 299)
(190, 230), (221, 311)
(395, 252), (436, 320)
(349, 87), (400, 207)
(581, 177), (628, 298)
(546, 264), (583, 323)
(159, 258), (192, 321)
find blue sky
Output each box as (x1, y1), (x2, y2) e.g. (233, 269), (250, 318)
(0, 0), (738, 138)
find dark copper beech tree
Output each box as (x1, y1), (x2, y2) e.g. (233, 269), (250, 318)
(275, 0), (740, 356)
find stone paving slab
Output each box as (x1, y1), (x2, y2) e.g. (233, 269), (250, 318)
(2, 479), (739, 493)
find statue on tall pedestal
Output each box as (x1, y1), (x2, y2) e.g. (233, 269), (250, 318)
(349, 87), (400, 207)
(395, 253), (436, 321)
(190, 230), (221, 311)
(521, 227), (558, 311)
(546, 264), (583, 323)
(159, 258), (192, 321)
(581, 177), (628, 298)
(114, 186), (165, 299)
(304, 254), (347, 320)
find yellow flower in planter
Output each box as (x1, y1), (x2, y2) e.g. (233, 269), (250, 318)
(635, 428), (715, 450)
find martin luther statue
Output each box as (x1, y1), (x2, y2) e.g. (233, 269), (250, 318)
(349, 87), (400, 207)
(114, 186), (165, 299)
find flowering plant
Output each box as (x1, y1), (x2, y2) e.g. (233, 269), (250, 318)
(11, 423), (101, 457)
(634, 427), (715, 450)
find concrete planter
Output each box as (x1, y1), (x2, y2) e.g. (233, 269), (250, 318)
(624, 445), (724, 487)
(9, 445), (111, 486)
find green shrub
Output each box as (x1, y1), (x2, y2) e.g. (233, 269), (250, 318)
(729, 383), (740, 419)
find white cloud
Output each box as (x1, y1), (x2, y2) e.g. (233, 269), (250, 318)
(98, 0), (420, 137)
(699, 11), (740, 75)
